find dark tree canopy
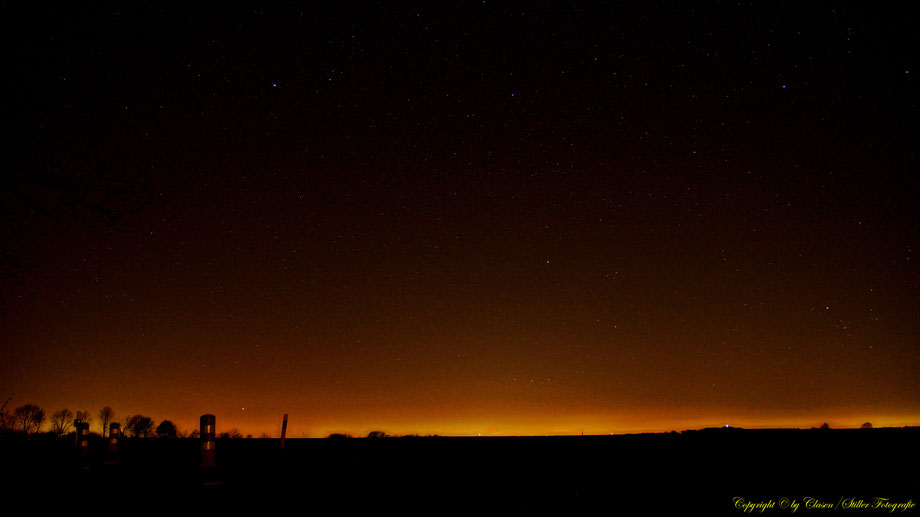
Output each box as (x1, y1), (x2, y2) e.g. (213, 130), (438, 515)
(125, 415), (154, 437)
(156, 420), (177, 438)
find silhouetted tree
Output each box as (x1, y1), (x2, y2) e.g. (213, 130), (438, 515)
(327, 433), (352, 439)
(820, 423), (830, 430)
(136, 417), (154, 437)
(189, 429), (199, 439)
(0, 394), (13, 435)
(98, 406), (115, 437)
(14, 404), (45, 437)
(123, 415), (138, 436)
(219, 428), (242, 439)
(861, 422), (873, 429)
(50, 408), (75, 436)
(367, 430), (387, 439)
(121, 415), (136, 435)
(125, 415), (154, 437)
(0, 409), (14, 434)
(75, 410), (93, 428)
(156, 420), (177, 438)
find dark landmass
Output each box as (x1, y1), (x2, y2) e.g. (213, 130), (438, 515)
(4, 427), (917, 512)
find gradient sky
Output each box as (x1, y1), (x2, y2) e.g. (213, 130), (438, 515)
(2, 3), (917, 437)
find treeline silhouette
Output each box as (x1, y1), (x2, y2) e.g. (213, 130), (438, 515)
(0, 399), (879, 440)
(0, 402), (193, 439)
(0, 402), (438, 440)
(0, 402), (249, 439)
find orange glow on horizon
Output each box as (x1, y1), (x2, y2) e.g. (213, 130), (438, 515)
(100, 410), (920, 439)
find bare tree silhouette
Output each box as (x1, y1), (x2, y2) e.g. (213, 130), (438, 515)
(124, 414), (154, 437)
(219, 428), (243, 439)
(0, 395), (13, 434)
(14, 404), (45, 437)
(0, 411), (14, 434)
(50, 408), (75, 436)
(122, 415), (137, 436)
(75, 410), (93, 428)
(98, 406), (115, 438)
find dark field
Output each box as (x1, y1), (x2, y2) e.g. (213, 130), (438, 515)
(4, 428), (917, 512)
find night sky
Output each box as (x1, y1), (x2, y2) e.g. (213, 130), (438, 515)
(2, 3), (917, 437)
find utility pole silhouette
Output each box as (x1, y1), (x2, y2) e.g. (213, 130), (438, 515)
(281, 413), (288, 449)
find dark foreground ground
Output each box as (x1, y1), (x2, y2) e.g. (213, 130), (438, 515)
(4, 428), (917, 513)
